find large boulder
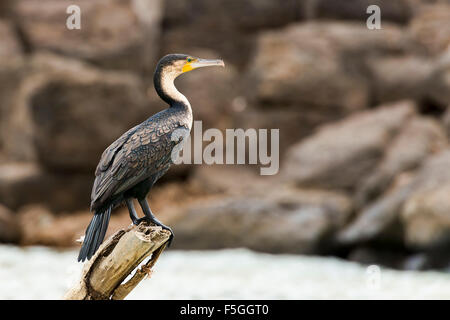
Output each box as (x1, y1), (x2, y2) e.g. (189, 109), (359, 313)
(367, 55), (434, 105)
(0, 57), (29, 158)
(0, 53), (161, 171)
(337, 175), (414, 245)
(245, 22), (415, 140)
(402, 183), (450, 249)
(283, 101), (416, 190)
(29, 68), (153, 171)
(0, 1), (13, 17)
(409, 3), (450, 56)
(400, 151), (450, 249)
(13, 0), (162, 73)
(339, 150), (450, 248)
(0, 19), (23, 153)
(0, 162), (92, 212)
(167, 187), (352, 254)
(355, 116), (447, 207)
(0, 19), (22, 58)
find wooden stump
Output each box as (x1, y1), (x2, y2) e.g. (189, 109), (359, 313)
(64, 222), (171, 300)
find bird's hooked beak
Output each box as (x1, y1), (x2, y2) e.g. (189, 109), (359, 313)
(182, 58), (225, 73)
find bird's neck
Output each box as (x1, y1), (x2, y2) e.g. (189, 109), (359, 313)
(155, 70), (191, 111)
(154, 67), (193, 130)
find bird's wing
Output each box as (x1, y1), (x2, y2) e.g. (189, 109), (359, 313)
(94, 124), (140, 175)
(91, 118), (188, 209)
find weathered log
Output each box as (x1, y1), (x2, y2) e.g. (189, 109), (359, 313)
(64, 222), (170, 300)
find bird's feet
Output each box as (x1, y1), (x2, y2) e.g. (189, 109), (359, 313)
(132, 217), (174, 247)
(132, 217), (147, 226)
(162, 225), (174, 248)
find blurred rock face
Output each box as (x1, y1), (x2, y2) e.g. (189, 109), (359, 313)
(0, 0), (450, 270)
(410, 3), (450, 56)
(0, 163), (92, 212)
(27, 57), (156, 171)
(247, 22), (409, 110)
(283, 101), (418, 190)
(14, 0), (162, 73)
(169, 187), (352, 254)
(0, 19), (21, 57)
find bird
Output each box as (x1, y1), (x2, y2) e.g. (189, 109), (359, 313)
(78, 54), (225, 262)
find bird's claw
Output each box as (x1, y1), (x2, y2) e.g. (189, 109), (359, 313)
(161, 225), (174, 248)
(132, 217), (148, 226)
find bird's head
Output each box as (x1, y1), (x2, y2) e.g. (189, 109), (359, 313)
(154, 53), (225, 106)
(155, 54), (225, 80)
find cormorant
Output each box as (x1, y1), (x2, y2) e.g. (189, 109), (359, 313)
(78, 54), (224, 262)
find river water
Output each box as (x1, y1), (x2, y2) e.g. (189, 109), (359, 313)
(0, 245), (449, 299)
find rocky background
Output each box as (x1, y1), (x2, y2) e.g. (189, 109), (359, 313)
(0, 0), (449, 271)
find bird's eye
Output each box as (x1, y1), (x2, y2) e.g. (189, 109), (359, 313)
(187, 58), (192, 62)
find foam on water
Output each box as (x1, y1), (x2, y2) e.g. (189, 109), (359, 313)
(0, 245), (449, 299)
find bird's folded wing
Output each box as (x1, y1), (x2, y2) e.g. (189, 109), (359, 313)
(95, 124), (140, 175)
(91, 119), (187, 207)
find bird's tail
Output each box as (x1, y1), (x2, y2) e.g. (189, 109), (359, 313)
(78, 206), (112, 262)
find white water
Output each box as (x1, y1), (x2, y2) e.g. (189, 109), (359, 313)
(0, 245), (449, 299)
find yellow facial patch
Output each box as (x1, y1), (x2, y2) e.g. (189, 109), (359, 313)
(182, 63), (194, 73)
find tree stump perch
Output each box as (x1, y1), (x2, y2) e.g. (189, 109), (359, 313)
(64, 222), (171, 300)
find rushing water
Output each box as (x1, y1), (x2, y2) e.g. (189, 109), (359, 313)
(0, 245), (449, 299)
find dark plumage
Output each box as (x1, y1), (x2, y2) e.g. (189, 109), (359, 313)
(78, 54), (224, 262)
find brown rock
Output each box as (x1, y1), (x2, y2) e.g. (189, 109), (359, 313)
(247, 22), (412, 112)
(283, 101), (416, 190)
(368, 55), (434, 105)
(168, 187), (352, 254)
(14, 0), (162, 73)
(339, 150), (450, 246)
(409, 3), (450, 55)
(0, 19), (22, 58)
(355, 116), (447, 207)
(17, 205), (130, 247)
(399, 151), (450, 249)
(402, 182), (450, 249)
(0, 162), (92, 212)
(0, 203), (20, 243)
(24, 54), (159, 171)
(337, 177), (413, 245)
(0, 56), (30, 158)
(0, 1), (14, 17)
(0, 20), (24, 155)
